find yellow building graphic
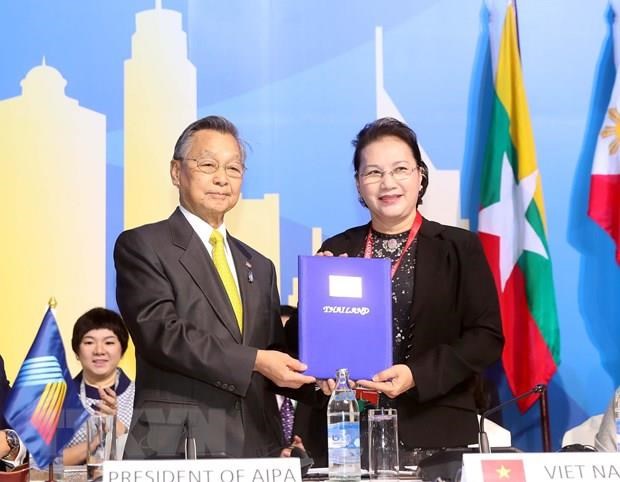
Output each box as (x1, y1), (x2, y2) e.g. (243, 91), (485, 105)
(124, 2), (197, 229)
(286, 227), (323, 307)
(227, 194), (282, 292)
(0, 6), (321, 382)
(0, 61), (106, 379)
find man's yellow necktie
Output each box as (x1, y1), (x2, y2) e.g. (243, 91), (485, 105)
(209, 230), (243, 332)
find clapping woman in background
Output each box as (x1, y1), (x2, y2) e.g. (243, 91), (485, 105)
(63, 308), (134, 465)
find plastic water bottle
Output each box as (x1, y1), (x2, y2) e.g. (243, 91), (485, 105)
(327, 368), (361, 481)
(614, 387), (620, 452)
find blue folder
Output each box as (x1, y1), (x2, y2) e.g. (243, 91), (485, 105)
(298, 255), (393, 380)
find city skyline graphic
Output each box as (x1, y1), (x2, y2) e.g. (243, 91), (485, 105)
(1, 2), (463, 380)
(3, 0), (618, 454)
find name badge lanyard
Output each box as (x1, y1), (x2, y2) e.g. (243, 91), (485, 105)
(363, 211), (422, 279)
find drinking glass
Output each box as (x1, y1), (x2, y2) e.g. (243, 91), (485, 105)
(367, 408), (399, 480)
(86, 414), (116, 482)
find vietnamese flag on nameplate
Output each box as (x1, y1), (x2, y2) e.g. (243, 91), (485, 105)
(478, 0), (560, 411)
(481, 459), (526, 482)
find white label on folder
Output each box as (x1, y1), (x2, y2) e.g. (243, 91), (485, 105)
(329, 275), (362, 298)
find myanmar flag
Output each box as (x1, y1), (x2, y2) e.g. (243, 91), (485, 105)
(478, 2), (560, 411)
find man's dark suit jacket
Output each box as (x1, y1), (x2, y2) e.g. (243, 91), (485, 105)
(114, 208), (285, 458)
(318, 217), (504, 449)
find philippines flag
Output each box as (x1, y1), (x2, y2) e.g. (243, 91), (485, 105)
(588, 0), (620, 264)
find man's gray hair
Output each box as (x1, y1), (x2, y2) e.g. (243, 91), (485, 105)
(172, 115), (246, 162)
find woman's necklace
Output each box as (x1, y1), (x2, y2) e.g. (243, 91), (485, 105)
(364, 211), (422, 278)
(383, 237), (400, 253)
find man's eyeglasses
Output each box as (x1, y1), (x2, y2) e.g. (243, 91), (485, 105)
(186, 158), (246, 179)
(359, 165), (418, 185)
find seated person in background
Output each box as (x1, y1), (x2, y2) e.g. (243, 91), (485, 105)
(277, 305), (328, 466)
(0, 354), (27, 470)
(63, 308), (135, 465)
(595, 389), (618, 452)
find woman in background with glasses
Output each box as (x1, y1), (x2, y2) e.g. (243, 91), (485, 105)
(319, 117), (504, 459)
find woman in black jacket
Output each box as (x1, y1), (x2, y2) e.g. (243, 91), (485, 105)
(320, 117), (504, 453)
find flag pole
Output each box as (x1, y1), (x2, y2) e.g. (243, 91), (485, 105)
(512, 0), (521, 56)
(48, 296), (57, 482)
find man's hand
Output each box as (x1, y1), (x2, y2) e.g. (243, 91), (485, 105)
(316, 379), (336, 396)
(316, 377), (356, 396)
(0, 430), (10, 459)
(357, 364), (415, 398)
(254, 350), (316, 388)
(280, 435), (305, 457)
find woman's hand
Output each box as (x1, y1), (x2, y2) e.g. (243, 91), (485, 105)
(96, 387), (118, 416)
(115, 419), (128, 436)
(316, 250), (348, 257)
(357, 364), (415, 398)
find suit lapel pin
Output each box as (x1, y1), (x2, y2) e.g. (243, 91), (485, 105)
(246, 261), (254, 283)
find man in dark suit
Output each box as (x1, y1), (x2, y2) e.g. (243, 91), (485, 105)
(1, 355), (27, 469)
(282, 399), (328, 467)
(114, 116), (315, 459)
(0, 355), (9, 431)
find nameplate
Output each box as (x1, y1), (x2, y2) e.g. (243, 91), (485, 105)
(103, 458), (302, 482)
(462, 452), (620, 482)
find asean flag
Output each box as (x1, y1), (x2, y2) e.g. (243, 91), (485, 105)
(4, 306), (88, 466)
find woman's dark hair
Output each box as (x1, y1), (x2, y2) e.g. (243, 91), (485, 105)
(352, 117), (429, 206)
(71, 308), (129, 355)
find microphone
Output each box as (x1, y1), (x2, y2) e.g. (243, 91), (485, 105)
(478, 383), (546, 453)
(184, 422), (197, 460)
